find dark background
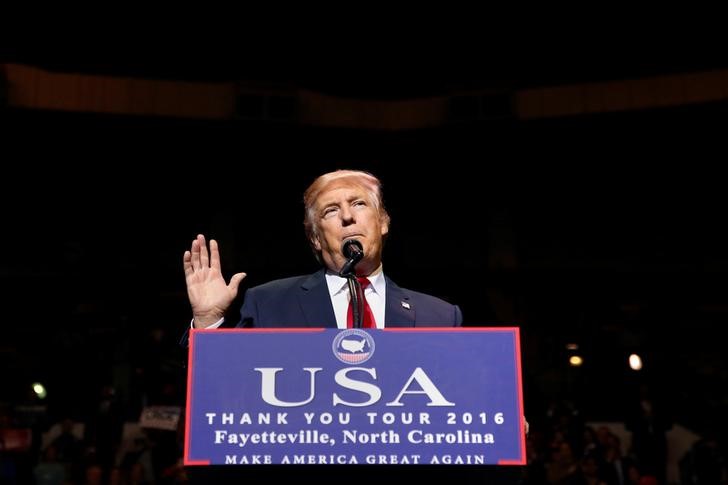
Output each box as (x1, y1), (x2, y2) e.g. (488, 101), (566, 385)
(1, 41), (727, 482)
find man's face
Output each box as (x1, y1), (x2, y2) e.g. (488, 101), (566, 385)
(311, 183), (389, 275)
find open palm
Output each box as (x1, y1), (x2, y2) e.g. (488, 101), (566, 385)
(183, 234), (246, 328)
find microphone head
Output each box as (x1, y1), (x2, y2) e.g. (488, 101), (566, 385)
(339, 239), (364, 277)
(342, 239), (364, 259)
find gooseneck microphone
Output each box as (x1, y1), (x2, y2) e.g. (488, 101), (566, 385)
(339, 239), (365, 328)
(339, 239), (364, 277)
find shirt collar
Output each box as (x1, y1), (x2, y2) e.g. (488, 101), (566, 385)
(325, 264), (385, 297)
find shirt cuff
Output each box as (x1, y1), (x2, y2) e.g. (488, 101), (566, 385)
(190, 317), (225, 329)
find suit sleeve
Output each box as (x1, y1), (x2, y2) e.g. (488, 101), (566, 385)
(179, 289), (258, 347)
(454, 304), (463, 327)
(236, 287), (257, 328)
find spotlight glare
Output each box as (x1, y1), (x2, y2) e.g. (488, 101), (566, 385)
(32, 382), (47, 399)
(629, 353), (643, 371)
(569, 355), (583, 367)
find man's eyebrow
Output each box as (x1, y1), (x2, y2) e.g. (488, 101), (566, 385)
(318, 190), (367, 208)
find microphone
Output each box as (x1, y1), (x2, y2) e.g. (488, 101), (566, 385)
(339, 239), (364, 277)
(340, 239), (365, 327)
(342, 239), (363, 259)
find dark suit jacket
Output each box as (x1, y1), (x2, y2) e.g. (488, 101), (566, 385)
(237, 269), (462, 328)
(180, 270), (461, 346)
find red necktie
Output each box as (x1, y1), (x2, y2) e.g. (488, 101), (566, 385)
(347, 277), (376, 328)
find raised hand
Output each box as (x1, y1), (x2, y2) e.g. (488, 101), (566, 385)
(183, 234), (246, 328)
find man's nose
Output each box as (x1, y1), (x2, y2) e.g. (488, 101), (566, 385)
(340, 206), (355, 224)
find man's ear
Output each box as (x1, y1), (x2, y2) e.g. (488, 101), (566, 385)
(312, 235), (322, 251)
(380, 215), (390, 237)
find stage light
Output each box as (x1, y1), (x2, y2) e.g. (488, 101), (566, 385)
(569, 355), (583, 367)
(32, 382), (47, 399)
(629, 353), (643, 371)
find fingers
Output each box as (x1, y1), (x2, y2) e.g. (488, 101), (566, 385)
(210, 239), (221, 271)
(228, 272), (247, 295)
(190, 236), (201, 271)
(198, 234), (209, 269)
(183, 250), (193, 277)
(186, 234), (225, 275)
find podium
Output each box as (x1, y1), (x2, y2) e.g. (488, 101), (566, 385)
(184, 327), (525, 468)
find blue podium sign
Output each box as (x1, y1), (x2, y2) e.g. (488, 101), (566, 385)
(185, 328), (525, 465)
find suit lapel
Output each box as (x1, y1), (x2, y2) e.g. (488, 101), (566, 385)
(298, 269), (338, 328)
(384, 276), (416, 327)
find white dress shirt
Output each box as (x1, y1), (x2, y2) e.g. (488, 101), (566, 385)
(324, 267), (386, 329)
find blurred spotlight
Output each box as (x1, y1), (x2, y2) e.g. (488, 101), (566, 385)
(32, 382), (47, 399)
(569, 355), (583, 367)
(566, 343), (579, 350)
(629, 353), (643, 371)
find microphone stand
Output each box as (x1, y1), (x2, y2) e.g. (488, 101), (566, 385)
(345, 276), (364, 328)
(339, 240), (365, 328)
